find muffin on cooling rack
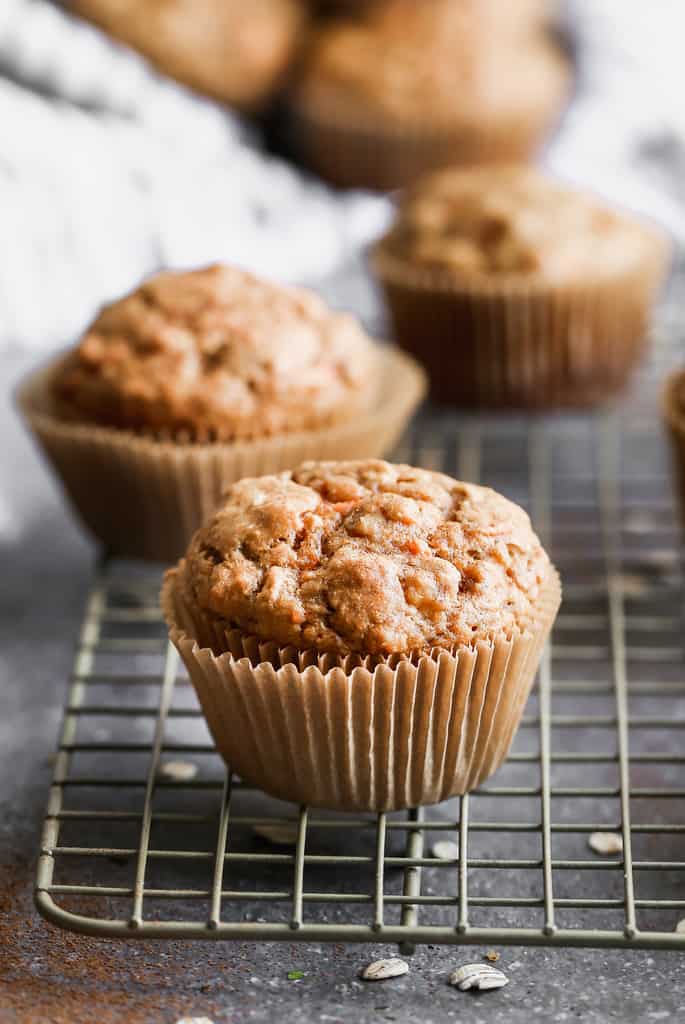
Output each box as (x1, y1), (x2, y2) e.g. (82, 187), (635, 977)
(66, 0), (307, 110)
(18, 266), (425, 562)
(288, 0), (570, 190)
(372, 165), (671, 407)
(663, 371), (685, 531)
(162, 458), (561, 811)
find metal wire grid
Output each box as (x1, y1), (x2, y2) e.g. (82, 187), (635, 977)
(35, 326), (685, 952)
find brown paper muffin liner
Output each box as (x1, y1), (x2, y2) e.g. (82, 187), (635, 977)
(17, 347), (426, 563)
(162, 563), (561, 811)
(663, 370), (685, 530)
(371, 235), (670, 408)
(289, 70), (570, 191)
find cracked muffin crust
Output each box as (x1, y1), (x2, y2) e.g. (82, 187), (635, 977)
(381, 166), (659, 282)
(53, 265), (379, 442)
(182, 458), (552, 656)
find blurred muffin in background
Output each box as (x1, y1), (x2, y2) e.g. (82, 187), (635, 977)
(663, 373), (685, 532)
(66, 0), (307, 110)
(18, 265), (426, 561)
(372, 165), (671, 407)
(289, 0), (570, 190)
(312, 0), (553, 28)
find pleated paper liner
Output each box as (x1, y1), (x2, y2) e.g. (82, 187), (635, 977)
(17, 346), (426, 564)
(162, 562), (561, 812)
(371, 234), (671, 408)
(663, 370), (685, 531)
(288, 64), (570, 191)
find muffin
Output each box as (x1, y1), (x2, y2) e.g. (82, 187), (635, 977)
(289, 0), (570, 190)
(162, 459), (561, 810)
(372, 165), (671, 408)
(18, 266), (425, 561)
(663, 371), (685, 530)
(66, 0), (307, 110)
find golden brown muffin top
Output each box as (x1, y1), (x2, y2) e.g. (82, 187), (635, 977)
(381, 166), (660, 281)
(183, 459), (552, 656)
(68, 0), (305, 109)
(294, 0), (566, 123)
(53, 265), (378, 441)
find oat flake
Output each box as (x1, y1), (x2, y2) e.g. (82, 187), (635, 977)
(159, 760), (198, 782)
(449, 963), (508, 991)
(432, 840), (459, 861)
(361, 958), (409, 981)
(588, 831), (623, 856)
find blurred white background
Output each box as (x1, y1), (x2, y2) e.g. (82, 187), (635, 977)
(0, 0), (683, 351)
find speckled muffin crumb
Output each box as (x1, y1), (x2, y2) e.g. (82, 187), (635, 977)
(182, 459), (552, 656)
(383, 166), (656, 282)
(53, 265), (379, 442)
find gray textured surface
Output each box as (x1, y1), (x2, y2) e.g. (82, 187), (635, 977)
(2, 339), (685, 1023)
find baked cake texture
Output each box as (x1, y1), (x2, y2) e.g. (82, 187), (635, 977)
(53, 265), (378, 442)
(182, 458), (552, 656)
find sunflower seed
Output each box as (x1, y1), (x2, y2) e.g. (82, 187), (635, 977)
(449, 963), (508, 991)
(159, 760), (198, 782)
(253, 822), (298, 846)
(588, 832), (623, 856)
(675, 919), (685, 934)
(361, 958), (409, 981)
(432, 840), (459, 861)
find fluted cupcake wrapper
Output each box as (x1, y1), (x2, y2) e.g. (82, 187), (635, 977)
(17, 347), (426, 564)
(162, 564), (561, 812)
(289, 75), (569, 192)
(663, 371), (685, 531)
(371, 238), (670, 408)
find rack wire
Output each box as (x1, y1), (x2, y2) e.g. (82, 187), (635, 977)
(35, 310), (685, 952)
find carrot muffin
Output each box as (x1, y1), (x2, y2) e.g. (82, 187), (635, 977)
(663, 371), (685, 531)
(289, 0), (570, 189)
(18, 268), (425, 562)
(53, 265), (378, 442)
(372, 165), (671, 407)
(66, 0), (306, 110)
(163, 459), (561, 809)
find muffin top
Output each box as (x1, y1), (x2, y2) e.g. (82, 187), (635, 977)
(53, 265), (378, 441)
(183, 459), (552, 657)
(294, 0), (567, 123)
(69, 0), (305, 109)
(380, 166), (661, 282)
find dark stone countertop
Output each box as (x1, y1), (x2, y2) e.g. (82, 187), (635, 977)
(2, 347), (684, 1024)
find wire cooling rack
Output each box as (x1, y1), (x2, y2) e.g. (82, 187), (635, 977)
(35, 309), (685, 952)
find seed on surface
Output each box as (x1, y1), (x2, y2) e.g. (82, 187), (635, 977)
(588, 832), (623, 856)
(449, 963), (508, 991)
(253, 822), (299, 846)
(175, 1018), (214, 1024)
(159, 760), (198, 782)
(361, 958), (409, 981)
(432, 840), (459, 861)
(485, 950), (500, 962)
